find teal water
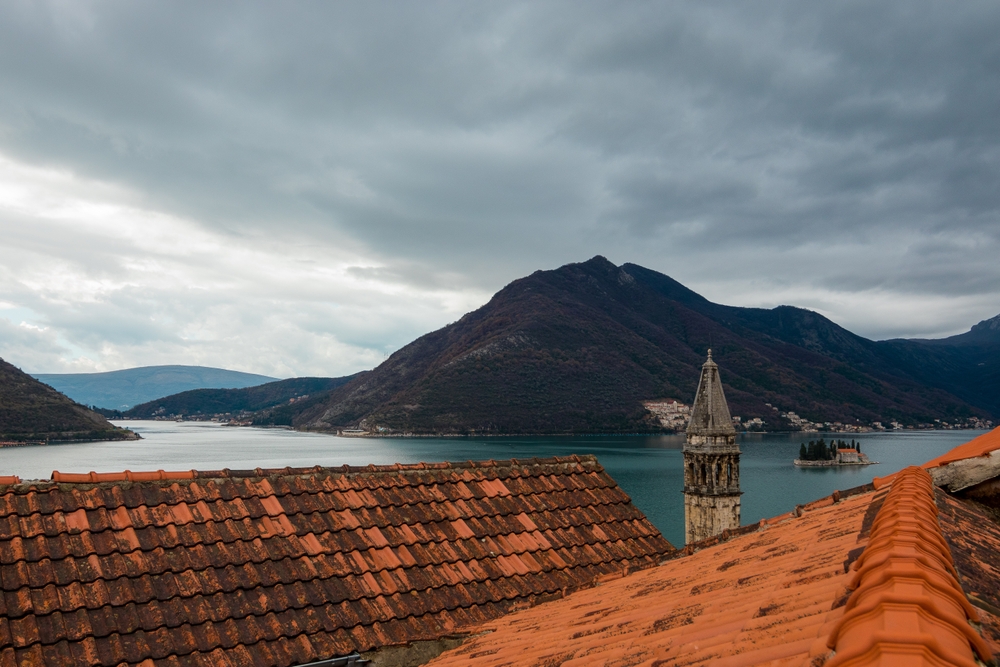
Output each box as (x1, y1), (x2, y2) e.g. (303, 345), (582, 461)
(0, 422), (983, 547)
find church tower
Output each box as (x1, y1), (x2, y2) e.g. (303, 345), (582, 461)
(684, 350), (741, 544)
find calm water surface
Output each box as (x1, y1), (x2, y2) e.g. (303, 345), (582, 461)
(0, 421), (983, 547)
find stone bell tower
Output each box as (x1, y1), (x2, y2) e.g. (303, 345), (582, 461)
(684, 349), (741, 544)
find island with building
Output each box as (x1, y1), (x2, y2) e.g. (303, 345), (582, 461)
(794, 438), (876, 466)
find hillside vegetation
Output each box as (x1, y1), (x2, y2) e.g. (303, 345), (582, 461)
(281, 257), (998, 435)
(122, 375), (361, 420)
(0, 358), (137, 441)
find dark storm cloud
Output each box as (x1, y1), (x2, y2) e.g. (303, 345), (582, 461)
(1, 0), (998, 373)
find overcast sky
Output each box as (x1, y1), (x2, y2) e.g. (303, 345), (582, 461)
(1, 1), (998, 377)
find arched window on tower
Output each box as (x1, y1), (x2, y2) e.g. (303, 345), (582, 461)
(726, 461), (733, 486)
(700, 463), (707, 485)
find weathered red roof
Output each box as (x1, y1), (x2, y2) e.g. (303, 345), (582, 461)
(0, 456), (672, 666)
(427, 467), (1000, 667)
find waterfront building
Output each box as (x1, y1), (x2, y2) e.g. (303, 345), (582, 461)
(683, 349), (741, 544)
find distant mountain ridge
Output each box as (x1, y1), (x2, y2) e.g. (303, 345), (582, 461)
(122, 375), (362, 420)
(280, 257), (998, 435)
(32, 365), (277, 410)
(0, 358), (136, 442)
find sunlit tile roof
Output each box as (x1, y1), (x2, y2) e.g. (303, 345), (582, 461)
(824, 467), (991, 666)
(873, 426), (1000, 490)
(427, 464), (1000, 667)
(0, 456), (672, 666)
(428, 485), (878, 666)
(922, 426), (1000, 469)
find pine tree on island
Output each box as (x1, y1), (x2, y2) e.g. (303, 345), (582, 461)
(795, 438), (873, 466)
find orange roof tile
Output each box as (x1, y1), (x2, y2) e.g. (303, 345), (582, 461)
(873, 425), (1000, 488)
(428, 486), (875, 666)
(0, 456), (672, 666)
(922, 425), (1000, 469)
(825, 467), (991, 666)
(427, 469), (998, 667)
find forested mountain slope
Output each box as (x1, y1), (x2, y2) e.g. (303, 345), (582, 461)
(1, 358), (136, 441)
(123, 375), (361, 420)
(286, 257), (995, 434)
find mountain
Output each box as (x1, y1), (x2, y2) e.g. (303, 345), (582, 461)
(876, 313), (1000, 417)
(0, 358), (137, 442)
(122, 375), (362, 420)
(31, 365), (278, 410)
(283, 257), (997, 435)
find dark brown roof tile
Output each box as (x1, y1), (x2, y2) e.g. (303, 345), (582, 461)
(0, 456), (670, 665)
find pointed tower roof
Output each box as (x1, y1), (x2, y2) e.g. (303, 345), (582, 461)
(686, 350), (736, 436)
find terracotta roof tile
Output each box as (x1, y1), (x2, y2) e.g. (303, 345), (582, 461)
(426, 467), (997, 667)
(0, 456), (671, 665)
(874, 425), (1000, 489)
(825, 467), (991, 666)
(922, 426), (1000, 469)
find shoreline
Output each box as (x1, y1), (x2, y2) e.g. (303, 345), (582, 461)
(113, 419), (991, 439)
(793, 459), (879, 467)
(0, 433), (141, 448)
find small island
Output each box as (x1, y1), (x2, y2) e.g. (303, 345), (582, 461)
(794, 438), (876, 467)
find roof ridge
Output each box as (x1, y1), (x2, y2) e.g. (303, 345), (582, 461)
(823, 466), (993, 666)
(37, 455), (601, 485)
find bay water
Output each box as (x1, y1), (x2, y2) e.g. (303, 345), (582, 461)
(0, 421), (982, 547)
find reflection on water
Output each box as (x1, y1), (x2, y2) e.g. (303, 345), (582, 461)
(0, 421), (982, 548)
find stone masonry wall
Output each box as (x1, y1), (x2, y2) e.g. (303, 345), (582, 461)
(685, 493), (741, 544)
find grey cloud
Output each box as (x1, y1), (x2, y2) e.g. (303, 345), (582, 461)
(1, 0), (999, 373)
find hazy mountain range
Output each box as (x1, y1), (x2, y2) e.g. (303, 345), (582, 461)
(31, 365), (277, 410)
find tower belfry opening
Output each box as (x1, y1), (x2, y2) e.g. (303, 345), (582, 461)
(683, 349), (741, 544)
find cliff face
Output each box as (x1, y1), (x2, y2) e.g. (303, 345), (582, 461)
(0, 358), (135, 441)
(289, 257), (997, 434)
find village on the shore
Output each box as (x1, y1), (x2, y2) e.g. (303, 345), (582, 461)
(643, 398), (994, 434)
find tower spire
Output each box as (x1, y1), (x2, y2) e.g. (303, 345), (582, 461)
(687, 350), (735, 438)
(683, 350), (741, 544)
